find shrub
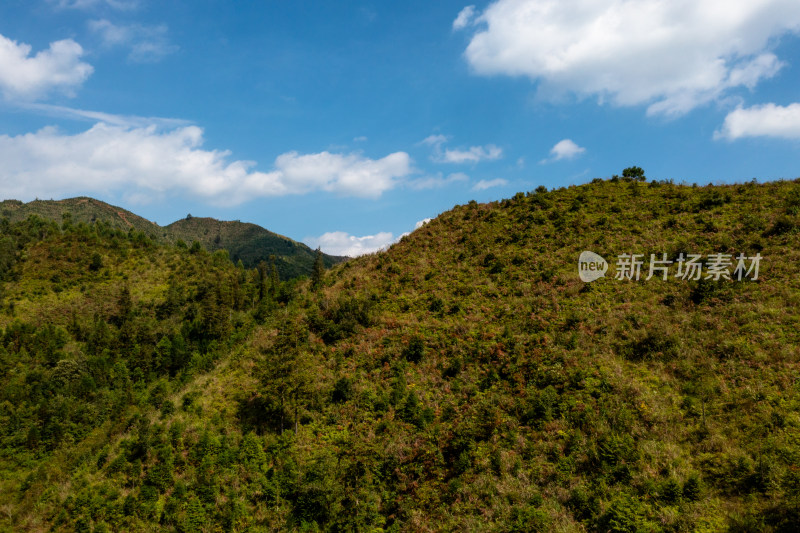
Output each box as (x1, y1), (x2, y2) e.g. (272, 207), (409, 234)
(509, 505), (551, 532)
(89, 252), (103, 271)
(785, 187), (800, 208)
(568, 485), (600, 521)
(403, 336), (425, 363)
(659, 477), (682, 504)
(683, 473), (702, 501)
(693, 190), (729, 211)
(309, 296), (374, 344)
(623, 331), (678, 361)
(331, 377), (353, 403)
(428, 296), (444, 313)
(601, 494), (645, 533)
(689, 278), (720, 304)
(763, 215), (796, 237)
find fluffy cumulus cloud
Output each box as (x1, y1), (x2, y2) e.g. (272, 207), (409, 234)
(715, 103), (800, 140)
(472, 178), (508, 191)
(456, 0), (800, 116)
(0, 34), (93, 100)
(542, 138), (585, 162)
(305, 231), (396, 257)
(272, 150), (411, 198)
(0, 123), (412, 205)
(89, 19), (177, 62)
(308, 218), (433, 257)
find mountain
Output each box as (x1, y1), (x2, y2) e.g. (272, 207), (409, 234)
(166, 216), (345, 279)
(1, 176), (799, 532)
(0, 197), (345, 280)
(0, 196), (162, 239)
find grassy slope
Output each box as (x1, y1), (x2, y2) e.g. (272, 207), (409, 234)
(317, 178), (800, 530)
(1, 178), (800, 532)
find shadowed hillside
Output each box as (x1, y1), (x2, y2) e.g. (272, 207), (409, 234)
(166, 216), (345, 279)
(1, 177), (800, 532)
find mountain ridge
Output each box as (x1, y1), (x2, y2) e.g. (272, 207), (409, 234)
(0, 196), (345, 279)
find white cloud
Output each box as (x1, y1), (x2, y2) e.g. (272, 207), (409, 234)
(415, 218), (432, 229)
(420, 134), (449, 147)
(89, 19), (177, 62)
(441, 144), (503, 164)
(0, 123), (412, 205)
(421, 134), (503, 164)
(453, 6), (477, 30)
(715, 103), (800, 140)
(408, 171), (469, 190)
(52, 0), (139, 9)
(472, 178), (508, 191)
(88, 19), (130, 46)
(309, 217), (434, 257)
(542, 138), (586, 163)
(353, 136), (368, 142)
(306, 231), (396, 257)
(22, 102), (190, 128)
(457, 0), (800, 116)
(272, 150), (411, 198)
(0, 34), (93, 100)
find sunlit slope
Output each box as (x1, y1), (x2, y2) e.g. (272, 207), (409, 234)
(0, 197), (161, 239)
(1, 178), (799, 532)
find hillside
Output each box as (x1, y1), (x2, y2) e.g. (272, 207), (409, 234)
(166, 216), (344, 279)
(1, 177), (800, 532)
(0, 197), (344, 280)
(0, 197), (161, 240)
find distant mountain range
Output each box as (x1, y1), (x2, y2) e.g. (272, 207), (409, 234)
(0, 196), (345, 279)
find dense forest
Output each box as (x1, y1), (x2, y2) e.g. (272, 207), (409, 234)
(1, 176), (800, 532)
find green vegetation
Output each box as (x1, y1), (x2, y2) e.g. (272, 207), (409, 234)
(1, 176), (800, 531)
(0, 197), (344, 281)
(0, 197), (161, 239)
(166, 216), (344, 279)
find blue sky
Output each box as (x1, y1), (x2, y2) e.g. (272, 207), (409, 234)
(1, 0), (799, 255)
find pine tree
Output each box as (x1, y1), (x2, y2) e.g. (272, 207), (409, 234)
(257, 260), (268, 301)
(311, 248), (325, 290)
(269, 255), (280, 296)
(258, 318), (313, 434)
